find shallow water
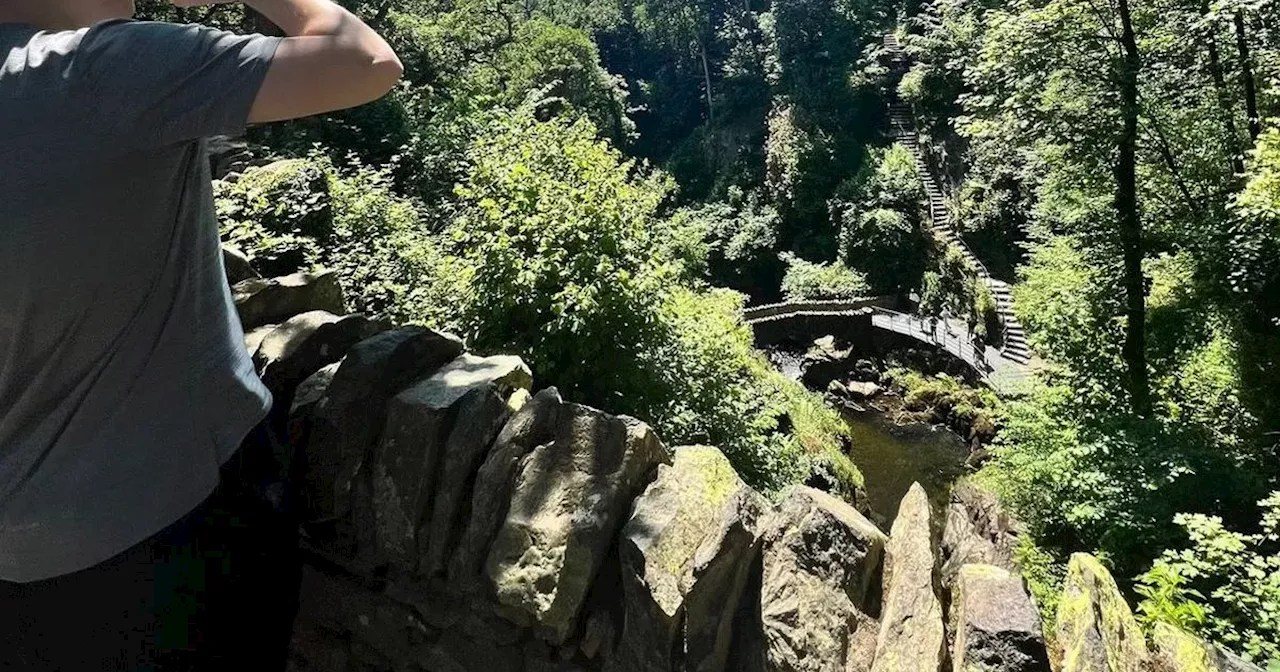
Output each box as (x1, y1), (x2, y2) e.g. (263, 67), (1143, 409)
(843, 410), (968, 525)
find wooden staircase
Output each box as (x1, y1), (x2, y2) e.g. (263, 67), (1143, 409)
(883, 33), (1032, 365)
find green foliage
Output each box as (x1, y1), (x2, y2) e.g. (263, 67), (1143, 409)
(215, 159), (332, 277)
(836, 144), (928, 292)
(448, 108), (674, 400)
(325, 162), (464, 330)
(441, 107), (850, 493)
(779, 253), (870, 301)
(663, 193), (782, 296)
(919, 244), (991, 336)
(1136, 495), (1280, 667)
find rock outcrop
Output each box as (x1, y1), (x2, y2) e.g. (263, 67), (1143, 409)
(1054, 553), (1148, 672)
(222, 244), (260, 284)
(759, 486), (887, 672)
(939, 481), (1020, 588)
(1149, 622), (1267, 672)
(374, 354), (532, 573)
(612, 446), (769, 672)
(872, 482), (945, 672)
(251, 311), (384, 401)
(949, 564), (1049, 672)
(234, 270), (346, 330)
(485, 401), (672, 644)
(303, 328), (465, 533)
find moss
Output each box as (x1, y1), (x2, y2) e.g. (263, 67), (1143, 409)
(1056, 553), (1148, 672)
(651, 447), (743, 577)
(1150, 622), (1214, 672)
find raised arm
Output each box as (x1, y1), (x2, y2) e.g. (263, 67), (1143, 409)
(173, 0), (404, 123)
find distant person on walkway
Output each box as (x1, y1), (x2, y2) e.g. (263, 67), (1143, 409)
(0, 0), (401, 668)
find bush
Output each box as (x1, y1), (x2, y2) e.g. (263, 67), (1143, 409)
(215, 159), (332, 277)
(779, 252), (870, 301)
(444, 107), (853, 494)
(835, 144), (928, 292)
(1136, 494), (1280, 667)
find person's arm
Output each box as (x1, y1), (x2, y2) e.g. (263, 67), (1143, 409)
(172, 0), (403, 123)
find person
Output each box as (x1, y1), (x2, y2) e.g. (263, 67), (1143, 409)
(0, 0), (402, 668)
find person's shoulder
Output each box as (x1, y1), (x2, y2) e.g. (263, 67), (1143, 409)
(80, 18), (208, 52)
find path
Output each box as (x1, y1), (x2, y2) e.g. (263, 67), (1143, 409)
(883, 32), (1034, 368)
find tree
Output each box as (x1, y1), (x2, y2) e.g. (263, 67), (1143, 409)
(1116, 0), (1152, 416)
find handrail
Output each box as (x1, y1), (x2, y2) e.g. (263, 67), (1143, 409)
(883, 30), (1012, 349)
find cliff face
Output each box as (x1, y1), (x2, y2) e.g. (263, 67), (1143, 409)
(224, 252), (1255, 672)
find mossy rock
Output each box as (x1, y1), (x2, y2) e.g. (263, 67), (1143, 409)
(1054, 553), (1148, 672)
(1150, 622), (1215, 672)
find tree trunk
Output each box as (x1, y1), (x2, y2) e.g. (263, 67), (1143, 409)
(1117, 0), (1151, 416)
(699, 40), (715, 122)
(1235, 10), (1261, 141)
(1202, 0), (1243, 174)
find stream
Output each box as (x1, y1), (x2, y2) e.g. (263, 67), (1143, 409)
(769, 349), (968, 524)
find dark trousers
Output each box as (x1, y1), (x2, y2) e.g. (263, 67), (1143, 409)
(0, 422), (302, 671)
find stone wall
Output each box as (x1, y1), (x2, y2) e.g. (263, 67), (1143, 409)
(224, 252), (1260, 672)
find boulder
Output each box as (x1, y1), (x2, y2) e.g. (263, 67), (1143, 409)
(253, 311), (383, 400)
(940, 480), (1019, 588)
(234, 271), (345, 330)
(949, 564), (1050, 672)
(222, 244), (260, 284)
(1054, 553), (1148, 672)
(302, 328), (465, 533)
(484, 401), (672, 644)
(372, 354), (532, 573)
(1149, 622), (1266, 672)
(801, 335), (856, 389)
(449, 388), (566, 586)
(871, 482), (945, 672)
(612, 446), (769, 672)
(846, 381), (882, 401)
(759, 486), (888, 672)
(1151, 622), (1217, 672)
(289, 361), (342, 450)
(245, 323), (277, 357)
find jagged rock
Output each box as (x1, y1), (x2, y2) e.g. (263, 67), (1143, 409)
(760, 486), (887, 672)
(949, 564), (1050, 672)
(303, 328), (465, 531)
(449, 388), (566, 586)
(940, 480), (1019, 588)
(222, 244), (259, 284)
(484, 400), (672, 644)
(253, 311), (383, 400)
(872, 482), (945, 672)
(1054, 553), (1148, 672)
(234, 271), (345, 330)
(801, 335), (856, 389)
(373, 354), (532, 573)
(612, 446), (769, 672)
(289, 360), (341, 451)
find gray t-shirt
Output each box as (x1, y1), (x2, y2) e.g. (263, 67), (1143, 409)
(0, 20), (282, 582)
